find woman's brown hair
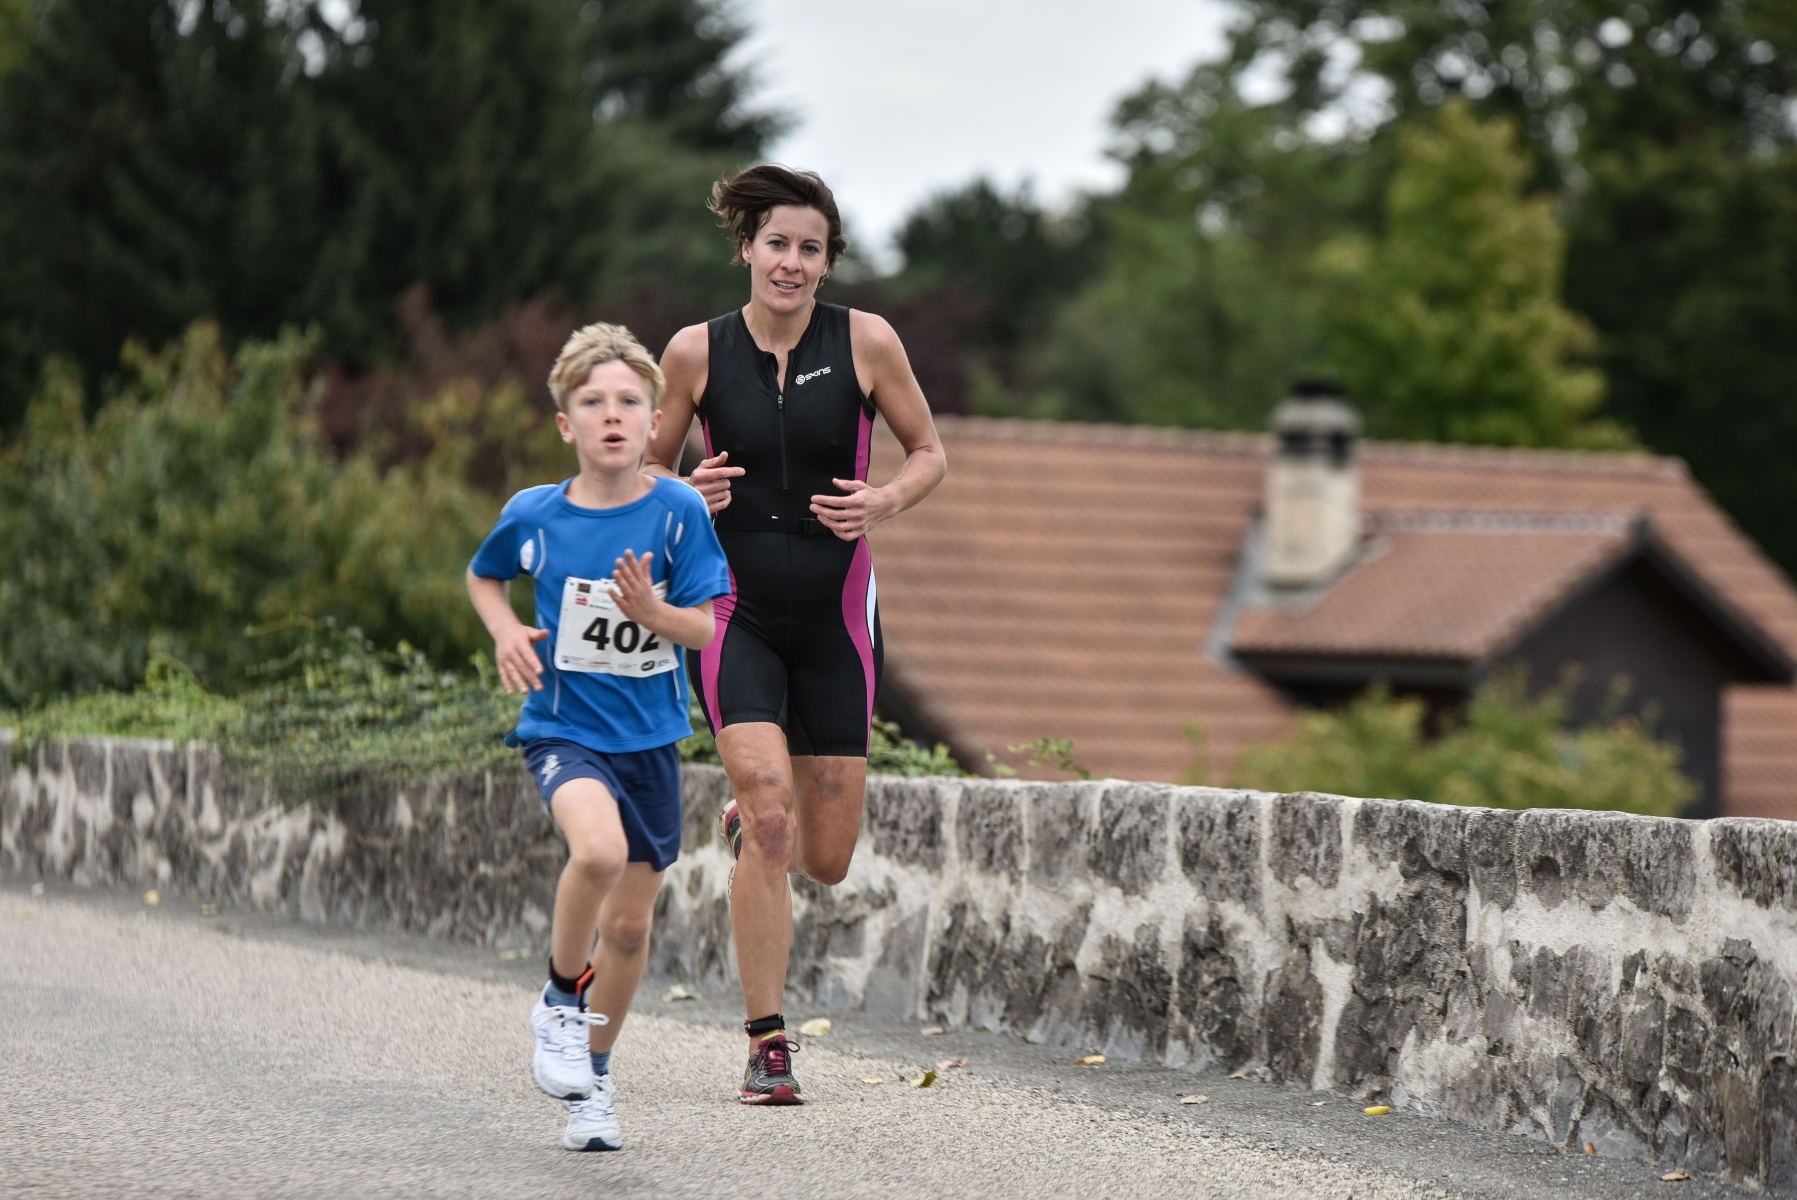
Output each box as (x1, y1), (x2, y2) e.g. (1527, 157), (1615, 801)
(709, 164), (848, 270)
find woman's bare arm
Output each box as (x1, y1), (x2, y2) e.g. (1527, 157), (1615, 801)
(808, 309), (946, 540)
(646, 323), (741, 513)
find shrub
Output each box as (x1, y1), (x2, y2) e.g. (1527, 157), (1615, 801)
(1222, 672), (1695, 818)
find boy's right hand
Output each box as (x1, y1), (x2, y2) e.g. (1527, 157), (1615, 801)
(689, 451), (744, 515)
(495, 625), (549, 693)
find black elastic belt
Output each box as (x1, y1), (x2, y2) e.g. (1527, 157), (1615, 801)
(717, 513), (832, 536)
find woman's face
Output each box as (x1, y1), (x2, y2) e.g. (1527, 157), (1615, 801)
(744, 204), (831, 315)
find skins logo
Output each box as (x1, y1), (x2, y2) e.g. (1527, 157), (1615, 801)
(795, 366), (832, 386)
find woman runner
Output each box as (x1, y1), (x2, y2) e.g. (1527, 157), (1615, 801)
(646, 164), (946, 1104)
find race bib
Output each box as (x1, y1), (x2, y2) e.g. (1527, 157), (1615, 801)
(554, 576), (678, 676)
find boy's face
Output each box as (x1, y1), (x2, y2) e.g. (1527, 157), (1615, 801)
(557, 360), (661, 474)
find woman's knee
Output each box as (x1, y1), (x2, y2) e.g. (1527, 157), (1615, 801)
(739, 802), (794, 861)
(805, 851), (853, 887)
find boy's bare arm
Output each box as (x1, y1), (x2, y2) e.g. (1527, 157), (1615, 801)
(608, 550), (716, 649)
(466, 569), (548, 693)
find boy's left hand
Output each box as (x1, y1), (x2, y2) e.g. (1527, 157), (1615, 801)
(609, 550), (662, 625)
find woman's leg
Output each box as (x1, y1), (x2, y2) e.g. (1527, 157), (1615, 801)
(717, 722), (798, 1021)
(788, 755), (867, 885)
(585, 862), (666, 1052)
(548, 778), (629, 981)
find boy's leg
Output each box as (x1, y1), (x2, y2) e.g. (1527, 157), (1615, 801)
(549, 778), (629, 982)
(532, 776), (628, 1102)
(584, 861), (665, 1051)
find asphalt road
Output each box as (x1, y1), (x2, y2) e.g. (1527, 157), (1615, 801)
(0, 880), (1758, 1200)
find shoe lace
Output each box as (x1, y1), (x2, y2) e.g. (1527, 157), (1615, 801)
(754, 1036), (799, 1077)
(548, 1006), (609, 1058)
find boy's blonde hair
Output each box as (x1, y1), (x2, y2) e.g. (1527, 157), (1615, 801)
(547, 323), (665, 410)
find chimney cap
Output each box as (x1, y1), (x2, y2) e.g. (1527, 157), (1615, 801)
(1272, 396), (1361, 437)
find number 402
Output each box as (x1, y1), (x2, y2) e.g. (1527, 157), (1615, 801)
(582, 617), (659, 655)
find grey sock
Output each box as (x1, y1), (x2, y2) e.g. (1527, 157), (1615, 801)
(590, 1049), (611, 1077)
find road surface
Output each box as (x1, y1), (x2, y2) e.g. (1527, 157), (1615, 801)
(0, 881), (1754, 1199)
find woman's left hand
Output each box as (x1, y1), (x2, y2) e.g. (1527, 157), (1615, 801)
(811, 479), (897, 541)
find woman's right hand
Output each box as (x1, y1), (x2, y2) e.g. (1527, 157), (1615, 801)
(689, 451), (744, 514)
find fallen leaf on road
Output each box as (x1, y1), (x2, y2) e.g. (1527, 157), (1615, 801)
(1364, 1105), (1391, 1116)
(143, 890), (160, 906)
(919, 1026), (945, 1036)
(1022, 1033), (1040, 1044)
(912, 1070), (938, 1088)
(1585, 1142), (1596, 1156)
(11, 909), (31, 920)
(1180, 1094), (1209, 1105)
(1659, 1170), (1691, 1182)
(1311, 1100), (1327, 1106)
(30, 882), (44, 896)
(663, 984), (699, 1002)
(935, 1059), (969, 1071)
(798, 1018), (832, 1037)
(860, 1077), (884, 1085)
(199, 905), (219, 917)
(1076, 1055), (1106, 1066)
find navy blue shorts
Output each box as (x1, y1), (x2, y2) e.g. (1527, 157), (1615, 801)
(520, 739), (683, 872)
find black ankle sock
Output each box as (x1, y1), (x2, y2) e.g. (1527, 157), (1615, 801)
(547, 957), (585, 999)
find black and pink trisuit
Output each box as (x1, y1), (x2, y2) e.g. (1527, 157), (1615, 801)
(688, 301), (883, 757)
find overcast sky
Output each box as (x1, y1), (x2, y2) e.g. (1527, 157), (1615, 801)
(730, 0), (1236, 267)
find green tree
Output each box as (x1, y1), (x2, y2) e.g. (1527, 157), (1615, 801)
(0, 0), (766, 428)
(0, 0), (32, 79)
(1225, 675), (1695, 817)
(1021, 67), (1388, 428)
(1318, 99), (1617, 446)
(1190, 0), (1797, 571)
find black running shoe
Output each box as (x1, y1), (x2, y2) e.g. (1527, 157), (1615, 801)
(740, 1035), (803, 1105)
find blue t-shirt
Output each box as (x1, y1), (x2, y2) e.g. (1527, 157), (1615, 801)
(469, 476), (731, 753)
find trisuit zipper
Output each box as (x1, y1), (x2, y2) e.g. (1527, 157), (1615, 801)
(777, 391), (789, 493)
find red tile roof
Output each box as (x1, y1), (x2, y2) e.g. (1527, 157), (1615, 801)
(867, 416), (1797, 819)
(1232, 524), (1635, 663)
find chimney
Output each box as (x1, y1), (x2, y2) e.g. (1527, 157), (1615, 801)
(1264, 383), (1361, 587)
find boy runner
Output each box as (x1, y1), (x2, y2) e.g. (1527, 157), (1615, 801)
(467, 323), (731, 1150)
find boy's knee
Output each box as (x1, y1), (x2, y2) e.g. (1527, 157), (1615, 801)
(568, 836), (626, 881)
(601, 913), (653, 957)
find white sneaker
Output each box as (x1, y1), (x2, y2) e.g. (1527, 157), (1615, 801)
(530, 993), (606, 1100)
(562, 1074), (622, 1151)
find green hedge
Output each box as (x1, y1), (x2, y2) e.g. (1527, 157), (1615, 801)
(3, 625), (964, 797)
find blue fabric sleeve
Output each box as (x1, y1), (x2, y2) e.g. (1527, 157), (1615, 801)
(469, 492), (528, 580)
(663, 484), (733, 609)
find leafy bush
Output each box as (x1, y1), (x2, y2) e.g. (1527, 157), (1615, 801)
(5, 624), (967, 790)
(0, 322), (569, 706)
(1220, 673), (1695, 818)
(6, 626), (520, 797)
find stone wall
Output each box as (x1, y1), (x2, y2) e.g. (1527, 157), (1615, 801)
(4, 733), (1794, 1192)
